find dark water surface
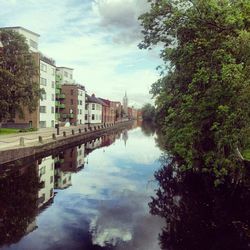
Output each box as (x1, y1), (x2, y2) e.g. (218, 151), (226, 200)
(0, 124), (164, 250)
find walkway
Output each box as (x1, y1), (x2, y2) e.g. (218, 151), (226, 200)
(0, 124), (103, 151)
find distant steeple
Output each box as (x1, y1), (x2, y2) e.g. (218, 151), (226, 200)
(123, 91), (128, 115)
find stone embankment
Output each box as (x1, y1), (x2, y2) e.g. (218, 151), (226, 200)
(0, 121), (133, 166)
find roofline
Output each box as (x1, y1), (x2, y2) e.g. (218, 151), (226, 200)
(57, 66), (74, 70)
(0, 26), (40, 37)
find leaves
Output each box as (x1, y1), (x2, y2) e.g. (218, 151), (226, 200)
(0, 30), (40, 121)
(139, 0), (250, 183)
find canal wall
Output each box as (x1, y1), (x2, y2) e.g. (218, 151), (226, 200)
(0, 121), (133, 166)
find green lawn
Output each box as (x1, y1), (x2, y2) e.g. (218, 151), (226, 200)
(242, 149), (250, 160)
(0, 128), (20, 135)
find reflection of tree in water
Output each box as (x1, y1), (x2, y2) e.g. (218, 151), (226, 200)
(150, 158), (250, 250)
(0, 163), (40, 246)
(141, 121), (156, 137)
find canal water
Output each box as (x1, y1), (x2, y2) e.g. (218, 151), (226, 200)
(0, 123), (165, 250)
(1, 122), (250, 250)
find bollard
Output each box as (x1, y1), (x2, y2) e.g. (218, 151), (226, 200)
(79, 128), (81, 133)
(19, 137), (25, 146)
(84, 128), (88, 132)
(63, 131), (66, 137)
(38, 136), (43, 143)
(52, 133), (56, 140)
(72, 130), (75, 135)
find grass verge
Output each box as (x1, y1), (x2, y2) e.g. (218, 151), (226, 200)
(0, 128), (20, 135)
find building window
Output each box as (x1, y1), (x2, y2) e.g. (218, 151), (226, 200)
(78, 109), (79, 114)
(85, 104), (88, 110)
(85, 114), (88, 120)
(40, 63), (47, 72)
(30, 39), (38, 49)
(80, 109), (82, 114)
(40, 77), (47, 86)
(51, 107), (55, 113)
(71, 89), (74, 95)
(80, 100), (82, 105)
(52, 81), (55, 88)
(39, 121), (46, 128)
(70, 74), (72, 79)
(92, 114), (95, 120)
(41, 92), (46, 101)
(51, 120), (54, 127)
(50, 176), (53, 184)
(92, 104), (95, 110)
(71, 99), (73, 105)
(40, 106), (46, 113)
(64, 71), (68, 77)
(52, 94), (55, 101)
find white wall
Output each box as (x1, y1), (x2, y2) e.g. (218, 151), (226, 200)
(11, 27), (39, 52)
(39, 59), (56, 128)
(77, 144), (85, 168)
(38, 156), (55, 208)
(77, 89), (85, 125)
(56, 67), (74, 84)
(85, 103), (102, 124)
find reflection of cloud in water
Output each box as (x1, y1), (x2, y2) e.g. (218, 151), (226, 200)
(90, 217), (132, 247)
(89, 190), (164, 250)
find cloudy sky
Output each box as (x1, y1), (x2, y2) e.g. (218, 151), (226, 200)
(0, 0), (162, 107)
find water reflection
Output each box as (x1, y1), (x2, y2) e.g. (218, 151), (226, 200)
(150, 157), (250, 250)
(0, 122), (164, 250)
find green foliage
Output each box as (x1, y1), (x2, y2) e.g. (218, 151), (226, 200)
(0, 30), (40, 121)
(139, 0), (250, 182)
(141, 103), (156, 122)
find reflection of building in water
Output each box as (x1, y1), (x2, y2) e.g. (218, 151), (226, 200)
(56, 145), (85, 173)
(54, 168), (72, 189)
(122, 130), (128, 147)
(85, 137), (102, 156)
(101, 133), (116, 147)
(38, 156), (55, 209)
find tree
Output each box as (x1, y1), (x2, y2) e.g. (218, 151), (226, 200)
(0, 30), (40, 122)
(141, 103), (156, 122)
(139, 0), (250, 183)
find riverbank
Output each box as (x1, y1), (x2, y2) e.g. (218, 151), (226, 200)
(0, 120), (133, 166)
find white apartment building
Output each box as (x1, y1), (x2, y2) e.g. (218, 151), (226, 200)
(85, 94), (102, 124)
(39, 55), (56, 128)
(54, 169), (72, 189)
(1, 26), (39, 52)
(38, 156), (55, 208)
(56, 67), (74, 84)
(77, 87), (85, 125)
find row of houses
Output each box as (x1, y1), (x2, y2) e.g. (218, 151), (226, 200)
(0, 26), (140, 129)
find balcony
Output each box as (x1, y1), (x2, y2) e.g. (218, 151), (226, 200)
(59, 103), (65, 109)
(59, 93), (65, 99)
(68, 113), (74, 118)
(56, 83), (61, 89)
(55, 113), (60, 120)
(55, 101), (60, 107)
(55, 88), (60, 94)
(62, 114), (67, 119)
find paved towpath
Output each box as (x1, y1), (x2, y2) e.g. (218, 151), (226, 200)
(0, 124), (101, 151)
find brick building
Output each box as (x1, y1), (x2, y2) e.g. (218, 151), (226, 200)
(60, 84), (85, 125)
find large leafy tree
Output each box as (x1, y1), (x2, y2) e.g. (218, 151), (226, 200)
(141, 103), (156, 122)
(0, 30), (40, 122)
(139, 0), (250, 182)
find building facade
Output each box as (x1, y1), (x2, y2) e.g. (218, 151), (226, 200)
(60, 84), (85, 125)
(39, 55), (56, 128)
(85, 94), (102, 124)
